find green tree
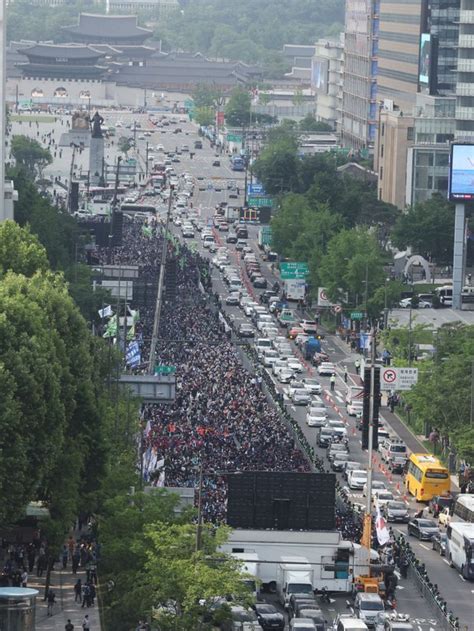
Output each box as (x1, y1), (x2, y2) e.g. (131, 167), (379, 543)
(192, 83), (223, 108)
(317, 228), (385, 306)
(299, 114), (332, 132)
(118, 136), (133, 156)
(194, 106), (215, 127)
(11, 135), (53, 178)
(224, 87), (251, 128)
(0, 220), (49, 277)
(391, 194), (454, 263)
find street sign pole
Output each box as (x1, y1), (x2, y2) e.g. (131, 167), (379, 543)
(365, 325), (377, 574)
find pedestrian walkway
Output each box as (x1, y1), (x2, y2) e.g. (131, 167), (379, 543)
(29, 547), (101, 631)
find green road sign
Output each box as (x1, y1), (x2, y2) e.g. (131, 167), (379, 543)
(227, 133), (242, 142)
(280, 262), (309, 280)
(248, 196), (273, 207)
(350, 311), (364, 320)
(154, 365), (176, 375)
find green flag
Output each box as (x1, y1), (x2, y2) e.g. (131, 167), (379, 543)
(142, 225), (153, 238)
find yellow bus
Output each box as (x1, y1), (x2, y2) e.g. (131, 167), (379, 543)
(405, 453), (450, 502)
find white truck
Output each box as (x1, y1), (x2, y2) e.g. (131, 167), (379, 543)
(231, 553), (260, 599)
(284, 278), (306, 301)
(220, 529), (375, 594)
(276, 556), (314, 608)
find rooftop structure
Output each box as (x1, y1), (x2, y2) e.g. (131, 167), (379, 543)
(62, 13), (152, 45)
(18, 43), (106, 80)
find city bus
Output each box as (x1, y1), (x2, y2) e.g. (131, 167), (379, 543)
(120, 203), (156, 215)
(405, 453), (450, 501)
(230, 156), (245, 171)
(446, 522), (474, 580)
(453, 494), (474, 523)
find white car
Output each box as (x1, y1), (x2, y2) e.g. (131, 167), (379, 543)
(302, 379), (322, 395)
(306, 410), (327, 427)
(347, 401), (364, 416)
(317, 362), (336, 376)
(287, 358), (304, 373)
(262, 327), (279, 339)
(372, 490), (395, 507)
(278, 368), (296, 384)
(348, 469), (368, 490)
(363, 480), (386, 497)
(399, 297), (431, 308)
(308, 404), (327, 418)
(244, 303), (258, 317)
(300, 319), (318, 333)
(262, 350), (279, 367)
(225, 292), (240, 306)
(272, 359), (289, 376)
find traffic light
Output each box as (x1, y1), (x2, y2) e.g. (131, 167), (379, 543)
(362, 365), (381, 450)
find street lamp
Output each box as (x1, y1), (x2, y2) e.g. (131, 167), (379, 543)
(383, 277), (390, 329)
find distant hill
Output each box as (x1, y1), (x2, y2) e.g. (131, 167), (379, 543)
(157, 0), (344, 73)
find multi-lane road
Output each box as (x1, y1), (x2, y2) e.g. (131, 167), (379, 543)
(10, 107), (474, 629)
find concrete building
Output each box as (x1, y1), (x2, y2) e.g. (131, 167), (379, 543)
(455, 0), (474, 140)
(377, 0), (422, 115)
(341, 0), (379, 152)
(406, 94), (455, 205)
(283, 44), (315, 82)
(107, 0), (179, 17)
(376, 106), (414, 208)
(311, 35), (344, 130)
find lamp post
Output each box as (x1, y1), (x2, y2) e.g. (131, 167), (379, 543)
(383, 277), (390, 329)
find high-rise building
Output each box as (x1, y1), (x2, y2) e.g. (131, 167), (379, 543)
(377, 0), (422, 114)
(341, 0), (379, 152)
(456, 0), (474, 140)
(312, 35), (344, 130)
(376, 0), (460, 208)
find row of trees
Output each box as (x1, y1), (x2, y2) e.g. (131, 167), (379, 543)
(381, 324), (474, 461)
(0, 220), (129, 531)
(100, 480), (251, 631)
(253, 124), (461, 312)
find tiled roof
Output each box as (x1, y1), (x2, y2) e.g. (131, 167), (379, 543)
(62, 13), (152, 38)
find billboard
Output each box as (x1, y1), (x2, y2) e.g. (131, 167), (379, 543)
(419, 33), (431, 85)
(311, 58), (329, 94)
(449, 143), (474, 201)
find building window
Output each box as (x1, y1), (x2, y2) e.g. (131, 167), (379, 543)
(381, 123), (385, 137)
(380, 167), (383, 180)
(407, 127), (414, 141)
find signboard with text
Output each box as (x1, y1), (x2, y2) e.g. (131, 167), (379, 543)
(248, 196), (273, 207)
(381, 367), (418, 391)
(280, 262), (309, 280)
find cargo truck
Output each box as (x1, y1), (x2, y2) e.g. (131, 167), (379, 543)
(220, 530), (377, 594)
(276, 556), (314, 608)
(231, 553), (260, 599)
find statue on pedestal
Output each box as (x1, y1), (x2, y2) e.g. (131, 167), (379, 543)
(91, 111), (104, 139)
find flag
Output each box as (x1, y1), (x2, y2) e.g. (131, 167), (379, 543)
(125, 340), (141, 367)
(156, 457), (165, 470)
(375, 502), (390, 546)
(142, 225), (153, 238)
(98, 305), (113, 319)
(157, 469), (165, 487)
(103, 315), (117, 338)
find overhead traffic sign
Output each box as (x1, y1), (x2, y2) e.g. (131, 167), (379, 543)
(247, 183), (266, 195)
(248, 196), (273, 207)
(380, 367), (418, 391)
(227, 133), (242, 142)
(280, 262), (309, 280)
(350, 311), (364, 320)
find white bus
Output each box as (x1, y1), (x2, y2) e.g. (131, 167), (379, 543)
(453, 494), (474, 523)
(446, 522), (474, 580)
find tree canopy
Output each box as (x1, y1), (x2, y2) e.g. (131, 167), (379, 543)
(11, 135), (53, 179)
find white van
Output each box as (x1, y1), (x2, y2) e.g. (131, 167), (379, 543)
(334, 615), (369, 631)
(354, 593), (384, 627)
(435, 285), (452, 306)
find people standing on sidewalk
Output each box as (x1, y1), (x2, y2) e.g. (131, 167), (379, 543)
(74, 578), (82, 603)
(21, 570), (28, 587)
(343, 366), (348, 383)
(72, 547), (80, 574)
(330, 373), (336, 391)
(47, 587), (56, 616)
(62, 545), (69, 569)
(82, 614), (90, 631)
(355, 359), (360, 375)
(65, 620), (74, 631)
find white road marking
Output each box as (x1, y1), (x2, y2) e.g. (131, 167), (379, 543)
(459, 574), (466, 582)
(419, 543), (430, 551)
(443, 558), (450, 565)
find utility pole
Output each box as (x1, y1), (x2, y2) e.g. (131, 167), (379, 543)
(196, 463), (204, 551)
(108, 156), (122, 265)
(145, 141), (149, 178)
(67, 143), (78, 213)
(363, 260), (369, 329)
(364, 325), (377, 572)
(471, 359), (474, 426)
(148, 186), (174, 374)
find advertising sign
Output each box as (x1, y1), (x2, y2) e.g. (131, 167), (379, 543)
(419, 33), (431, 85)
(449, 143), (474, 200)
(380, 367), (418, 391)
(311, 58), (329, 94)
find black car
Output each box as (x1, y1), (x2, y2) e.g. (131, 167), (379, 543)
(428, 494), (454, 517)
(226, 233), (238, 244)
(253, 603), (285, 631)
(317, 428), (334, 448)
(432, 532), (447, 556)
(407, 518), (439, 540)
(260, 290), (278, 304)
(288, 595), (320, 620)
(212, 159), (221, 167)
(253, 276), (268, 288)
(238, 324), (255, 338)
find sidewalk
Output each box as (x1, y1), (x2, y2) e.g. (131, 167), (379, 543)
(29, 554), (101, 631)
